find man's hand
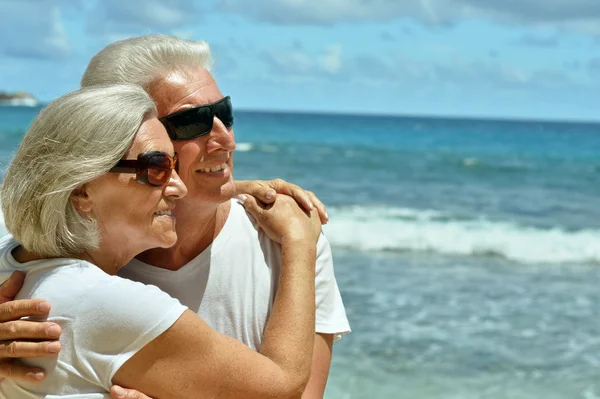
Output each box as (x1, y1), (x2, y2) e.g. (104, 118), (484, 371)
(235, 179), (328, 224)
(0, 271), (62, 383)
(111, 385), (153, 399)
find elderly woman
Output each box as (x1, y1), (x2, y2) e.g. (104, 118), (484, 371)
(0, 84), (321, 398)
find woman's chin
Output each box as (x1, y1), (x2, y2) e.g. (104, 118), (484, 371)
(143, 228), (178, 250)
(150, 216), (178, 248)
(162, 231), (179, 248)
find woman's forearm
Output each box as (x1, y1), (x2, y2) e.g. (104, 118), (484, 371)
(259, 238), (317, 394)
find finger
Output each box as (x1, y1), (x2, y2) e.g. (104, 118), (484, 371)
(310, 208), (324, 236)
(0, 299), (51, 323)
(252, 186), (277, 204)
(236, 194), (265, 219)
(268, 180), (314, 212)
(234, 179), (255, 196)
(307, 191), (328, 224)
(0, 341), (62, 358)
(235, 180), (277, 203)
(111, 385), (153, 399)
(0, 321), (62, 341)
(0, 359), (46, 383)
(239, 181), (277, 204)
(0, 271), (26, 302)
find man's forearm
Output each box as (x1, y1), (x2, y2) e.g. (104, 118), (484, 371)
(302, 333), (334, 399)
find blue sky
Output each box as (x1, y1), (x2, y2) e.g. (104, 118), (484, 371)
(1, 0), (600, 121)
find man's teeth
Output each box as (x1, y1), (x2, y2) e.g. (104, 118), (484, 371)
(155, 210), (172, 216)
(199, 163), (228, 173)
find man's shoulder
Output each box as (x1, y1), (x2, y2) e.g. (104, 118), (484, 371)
(227, 199), (259, 226)
(222, 200), (264, 241)
(216, 200), (281, 256)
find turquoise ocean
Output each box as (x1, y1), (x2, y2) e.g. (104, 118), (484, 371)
(1, 105), (600, 398)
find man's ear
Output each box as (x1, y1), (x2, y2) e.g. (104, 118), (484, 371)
(71, 184), (93, 214)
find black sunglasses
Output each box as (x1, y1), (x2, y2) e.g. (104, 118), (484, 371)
(159, 96), (234, 141)
(109, 151), (179, 187)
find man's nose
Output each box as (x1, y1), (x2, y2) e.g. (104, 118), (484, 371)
(206, 116), (236, 153)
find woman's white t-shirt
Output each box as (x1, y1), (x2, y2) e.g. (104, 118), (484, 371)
(0, 235), (187, 399)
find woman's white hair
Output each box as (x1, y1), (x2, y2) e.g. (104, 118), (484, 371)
(1, 84), (156, 258)
(81, 34), (213, 90)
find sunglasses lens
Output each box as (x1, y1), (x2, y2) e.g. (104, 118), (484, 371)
(161, 97), (234, 141)
(164, 107), (213, 140)
(146, 154), (173, 186)
(214, 97), (234, 127)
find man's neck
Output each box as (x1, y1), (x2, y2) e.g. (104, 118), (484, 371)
(135, 200), (232, 270)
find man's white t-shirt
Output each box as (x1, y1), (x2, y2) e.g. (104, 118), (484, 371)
(0, 236), (188, 399)
(119, 200), (350, 350)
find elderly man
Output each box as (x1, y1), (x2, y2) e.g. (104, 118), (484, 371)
(0, 35), (349, 398)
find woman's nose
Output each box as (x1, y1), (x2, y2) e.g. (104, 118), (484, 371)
(165, 169), (187, 199)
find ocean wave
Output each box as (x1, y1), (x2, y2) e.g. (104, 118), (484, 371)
(234, 142), (280, 153)
(3, 204), (598, 265)
(235, 142), (254, 152)
(323, 206), (600, 265)
(459, 157), (531, 173)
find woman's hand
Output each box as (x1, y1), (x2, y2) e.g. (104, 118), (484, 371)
(238, 194), (322, 245)
(0, 272), (62, 383)
(235, 179), (328, 224)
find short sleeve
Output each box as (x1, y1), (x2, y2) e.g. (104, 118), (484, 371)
(71, 275), (187, 389)
(314, 233), (351, 339)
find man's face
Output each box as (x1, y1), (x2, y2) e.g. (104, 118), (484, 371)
(149, 68), (237, 207)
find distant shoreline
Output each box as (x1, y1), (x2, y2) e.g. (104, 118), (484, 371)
(0, 91), (38, 107)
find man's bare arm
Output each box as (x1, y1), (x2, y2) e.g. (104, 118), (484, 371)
(302, 333), (334, 399)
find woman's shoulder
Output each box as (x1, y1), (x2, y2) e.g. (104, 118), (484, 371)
(22, 261), (183, 325)
(19, 260), (160, 305)
(18, 259), (111, 302)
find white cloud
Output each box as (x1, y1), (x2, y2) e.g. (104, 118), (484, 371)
(261, 49), (315, 75)
(219, 0), (458, 25)
(320, 45), (342, 74)
(380, 31), (396, 42)
(260, 44), (344, 77)
(219, 0), (600, 36)
(511, 34), (560, 48)
(0, 0), (73, 59)
(172, 30), (196, 40)
(209, 44), (239, 75)
(588, 58), (600, 80)
(87, 0), (203, 34)
(259, 42), (578, 94)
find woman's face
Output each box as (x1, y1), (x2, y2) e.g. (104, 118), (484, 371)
(83, 117), (187, 264)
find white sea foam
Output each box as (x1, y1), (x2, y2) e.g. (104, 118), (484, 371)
(0, 205), (6, 238)
(323, 206), (600, 265)
(3, 202), (597, 265)
(235, 142), (254, 152)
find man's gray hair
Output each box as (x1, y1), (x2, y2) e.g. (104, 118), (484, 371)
(1, 84), (156, 258)
(81, 34), (213, 90)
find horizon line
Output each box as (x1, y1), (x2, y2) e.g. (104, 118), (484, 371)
(235, 107), (600, 126)
(7, 103), (600, 126)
